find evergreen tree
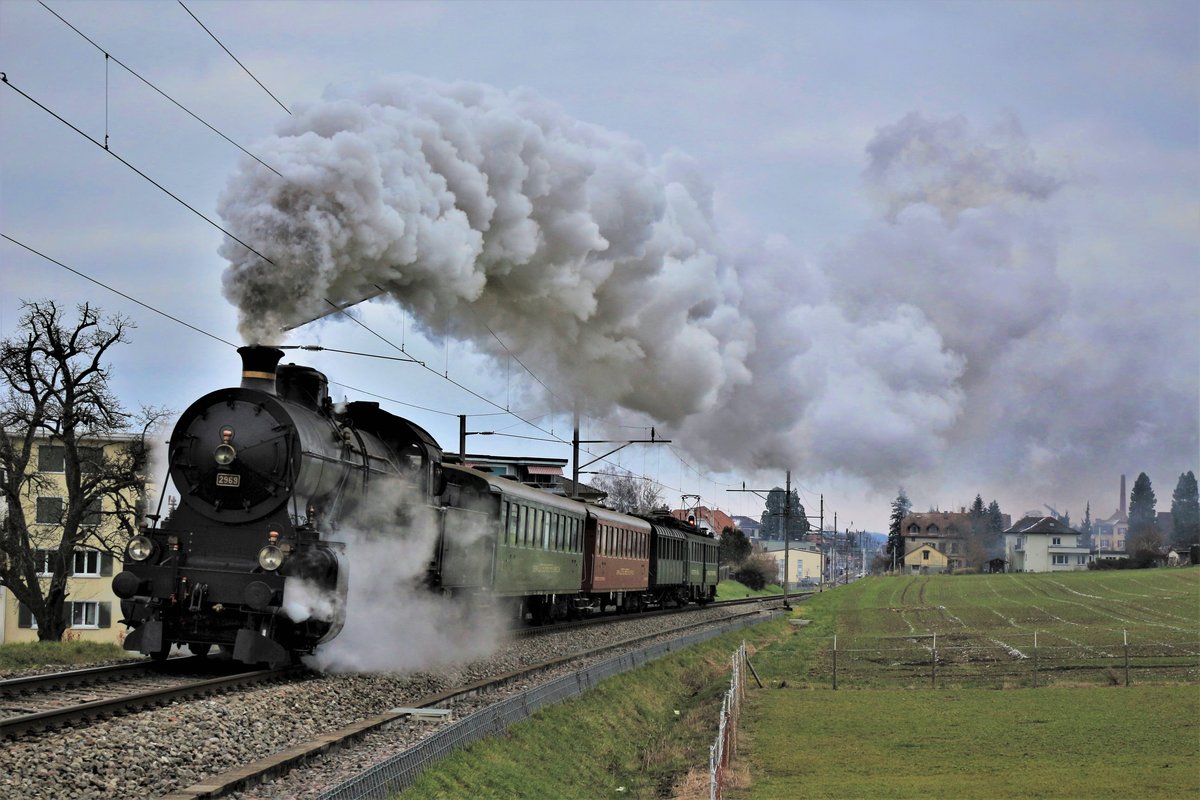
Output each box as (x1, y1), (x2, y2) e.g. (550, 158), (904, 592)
(985, 500), (1005, 555)
(759, 488), (809, 541)
(886, 489), (912, 567)
(1079, 502), (1093, 549)
(1127, 472), (1162, 556)
(968, 494), (986, 533)
(1170, 471), (1199, 548)
(719, 526), (752, 566)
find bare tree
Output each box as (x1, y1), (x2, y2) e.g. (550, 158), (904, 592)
(0, 301), (166, 640)
(588, 465), (662, 515)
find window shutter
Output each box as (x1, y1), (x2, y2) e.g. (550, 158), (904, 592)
(18, 603), (32, 628)
(99, 602), (112, 628)
(101, 552), (113, 577)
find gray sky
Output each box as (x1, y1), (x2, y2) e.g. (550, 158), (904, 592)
(1, 0), (1196, 531)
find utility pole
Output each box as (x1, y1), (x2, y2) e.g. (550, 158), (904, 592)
(730, 473), (825, 609)
(730, 471), (794, 607)
(571, 411), (670, 500)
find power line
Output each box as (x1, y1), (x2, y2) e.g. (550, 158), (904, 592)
(0, 233), (238, 349)
(178, 1), (291, 116)
(0, 73), (273, 266)
(38, 1), (282, 177)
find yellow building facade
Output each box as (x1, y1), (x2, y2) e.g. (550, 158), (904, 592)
(1, 436), (142, 646)
(903, 543), (950, 575)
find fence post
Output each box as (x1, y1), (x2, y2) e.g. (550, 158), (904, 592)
(832, 635), (838, 690)
(1124, 629), (1131, 687)
(931, 632), (937, 689)
(1033, 631), (1039, 689)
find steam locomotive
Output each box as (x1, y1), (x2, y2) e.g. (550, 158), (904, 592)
(112, 347), (718, 667)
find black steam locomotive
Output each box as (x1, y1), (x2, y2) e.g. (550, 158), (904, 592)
(113, 347), (718, 667)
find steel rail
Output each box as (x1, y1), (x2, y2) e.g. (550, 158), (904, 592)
(162, 604), (785, 799)
(0, 665), (306, 739)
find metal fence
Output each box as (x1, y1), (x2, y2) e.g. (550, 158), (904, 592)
(826, 630), (1200, 689)
(318, 611), (783, 800)
(707, 642), (746, 800)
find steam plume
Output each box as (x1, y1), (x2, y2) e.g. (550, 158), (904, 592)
(219, 81), (1198, 503)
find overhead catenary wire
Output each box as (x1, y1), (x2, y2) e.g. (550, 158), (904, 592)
(1, 231), (734, 510)
(0, 233), (238, 349)
(38, 1), (283, 177)
(0, 73), (274, 267)
(178, 0), (291, 116)
(2, 62), (737, 510)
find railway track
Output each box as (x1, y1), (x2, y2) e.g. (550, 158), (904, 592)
(162, 601), (786, 799)
(514, 593), (804, 638)
(0, 657), (307, 739)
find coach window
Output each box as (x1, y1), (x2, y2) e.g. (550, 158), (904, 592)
(508, 503), (518, 545)
(554, 514), (562, 551)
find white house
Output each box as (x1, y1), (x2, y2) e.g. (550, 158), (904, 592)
(1004, 516), (1092, 572)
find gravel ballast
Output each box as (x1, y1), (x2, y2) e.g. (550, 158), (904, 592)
(0, 604), (772, 800)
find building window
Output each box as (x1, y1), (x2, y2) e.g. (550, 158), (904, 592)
(1052, 537), (1061, 546)
(927, 524), (940, 534)
(34, 548), (55, 576)
(922, 550), (930, 561)
(36, 497), (64, 524)
(73, 549), (101, 576)
(907, 524), (919, 533)
(18, 600), (111, 629)
(72, 601), (99, 627)
(38, 445), (65, 473)
(1052, 554), (1068, 565)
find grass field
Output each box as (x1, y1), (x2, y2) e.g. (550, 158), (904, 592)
(805, 569), (1200, 688)
(379, 570), (1198, 799)
(734, 569), (1200, 799)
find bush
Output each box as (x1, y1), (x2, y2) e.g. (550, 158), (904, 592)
(734, 554), (776, 590)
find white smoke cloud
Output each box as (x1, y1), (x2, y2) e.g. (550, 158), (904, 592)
(218, 82), (1197, 508)
(304, 476), (502, 674)
(219, 76), (749, 423)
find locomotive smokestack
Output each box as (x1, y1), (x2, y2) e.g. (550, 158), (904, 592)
(238, 346), (284, 395)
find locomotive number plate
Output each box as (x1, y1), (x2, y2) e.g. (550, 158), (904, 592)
(215, 473), (241, 487)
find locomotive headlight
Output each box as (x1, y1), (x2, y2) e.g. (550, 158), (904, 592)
(127, 535), (155, 562)
(213, 443), (237, 466)
(258, 545), (285, 571)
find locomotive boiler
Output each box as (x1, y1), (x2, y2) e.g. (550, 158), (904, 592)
(112, 346), (443, 666)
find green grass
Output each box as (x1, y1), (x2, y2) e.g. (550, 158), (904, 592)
(0, 640), (135, 673)
(383, 571), (1199, 799)
(732, 570), (1200, 798)
(716, 579), (784, 601)
(812, 570), (1200, 688)
(394, 621), (791, 800)
(735, 686), (1200, 799)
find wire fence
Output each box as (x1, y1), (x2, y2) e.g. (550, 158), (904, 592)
(317, 611), (784, 800)
(707, 641), (746, 800)
(825, 630), (1200, 689)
